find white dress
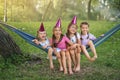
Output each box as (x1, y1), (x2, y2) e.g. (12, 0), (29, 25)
(39, 38), (51, 49)
(70, 32), (80, 43)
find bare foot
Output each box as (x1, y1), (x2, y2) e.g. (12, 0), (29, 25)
(69, 70), (73, 75)
(75, 66), (80, 72)
(73, 66), (76, 72)
(94, 55), (97, 59)
(64, 70), (68, 74)
(90, 57), (96, 62)
(59, 66), (63, 71)
(50, 65), (54, 70)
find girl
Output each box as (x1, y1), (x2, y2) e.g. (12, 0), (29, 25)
(80, 22), (97, 61)
(32, 23), (54, 69)
(66, 16), (81, 72)
(52, 18), (73, 74)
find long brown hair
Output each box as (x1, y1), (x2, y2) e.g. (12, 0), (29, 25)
(52, 27), (64, 47)
(66, 23), (78, 41)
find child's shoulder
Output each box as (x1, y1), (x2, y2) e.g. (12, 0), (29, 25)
(62, 35), (69, 40)
(63, 35), (67, 38)
(89, 33), (96, 39)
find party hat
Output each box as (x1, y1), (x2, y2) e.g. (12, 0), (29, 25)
(55, 18), (61, 28)
(71, 16), (77, 24)
(38, 22), (45, 32)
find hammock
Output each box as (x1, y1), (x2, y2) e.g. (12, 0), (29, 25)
(0, 22), (120, 53)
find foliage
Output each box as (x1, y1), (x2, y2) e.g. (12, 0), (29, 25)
(108, 0), (120, 11)
(0, 0), (120, 21)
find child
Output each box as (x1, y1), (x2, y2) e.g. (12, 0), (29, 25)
(66, 16), (81, 72)
(80, 22), (97, 61)
(32, 23), (54, 69)
(52, 18), (73, 74)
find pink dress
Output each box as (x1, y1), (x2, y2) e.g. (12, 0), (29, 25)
(51, 36), (70, 52)
(56, 36), (70, 49)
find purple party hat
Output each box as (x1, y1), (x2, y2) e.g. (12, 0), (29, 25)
(71, 16), (77, 24)
(55, 18), (61, 28)
(38, 22), (45, 32)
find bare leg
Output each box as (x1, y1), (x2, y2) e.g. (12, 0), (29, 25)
(54, 52), (63, 71)
(70, 50), (76, 71)
(48, 48), (54, 69)
(81, 45), (93, 62)
(88, 40), (97, 60)
(61, 51), (67, 74)
(66, 50), (73, 74)
(75, 45), (81, 72)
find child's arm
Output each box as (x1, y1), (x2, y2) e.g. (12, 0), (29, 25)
(77, 32), (81, 45)
(65, 38), (75, 49)
(32, 39), (40, 45)
(48, 38), (53, 46)
(42, 45), (48, 49)
(77, 39), (81, 45)
(67, 41), (73, 46)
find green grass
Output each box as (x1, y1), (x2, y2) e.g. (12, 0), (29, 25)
(0, 21), (120, 80)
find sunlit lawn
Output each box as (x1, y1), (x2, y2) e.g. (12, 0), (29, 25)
(0, 21), (120, 80)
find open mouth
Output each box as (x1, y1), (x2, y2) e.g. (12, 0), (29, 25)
(42, 36), (45, 38)
(56, 33), (60, 35)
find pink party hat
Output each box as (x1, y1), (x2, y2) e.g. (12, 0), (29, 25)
(71, 16), (77, 24)
(55, 18), (61, 28)
(38, 23), (45, 32)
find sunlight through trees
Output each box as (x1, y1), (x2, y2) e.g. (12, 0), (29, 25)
(0, 0), (120, 22)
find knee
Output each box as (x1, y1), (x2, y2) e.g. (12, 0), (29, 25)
(61, 51), (65, 56)
(56, 54), (61, 59)
(65, 52), (71, 60)
(88, 40), (94, 46)
(81, 45), (85, 48)
(48, 48), (53, 54)
(71, 44), (77, 49)
(76, 44), (80, 47)
(57, 55), (61, 59)
(76, 45), (81, 52)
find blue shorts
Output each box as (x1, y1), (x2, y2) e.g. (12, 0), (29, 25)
(44, 46), (52, 53)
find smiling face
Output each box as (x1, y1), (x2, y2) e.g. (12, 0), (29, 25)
(68, 24), (77, 34)
(37, 31), (46, 40)
(53, 27), (62, 38)
(80, 24), (89, 35)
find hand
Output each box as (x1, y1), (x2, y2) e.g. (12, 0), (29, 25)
(43, 45), (48, 49)
(32, 39), (40, 45)
(70, 44), (77, 49)
(53, 48), (57, 53)
(70, 46), (75, 49)
(93, 55), (97, 59)
(100, 34), (104, 37)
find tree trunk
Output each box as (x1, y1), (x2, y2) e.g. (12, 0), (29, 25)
(10, 0), (13, 21)
(87, 0), (92, 20)
(0, 26), (21, 58)
(4, 0), (7, 22)
(42, 0), (52, 21)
